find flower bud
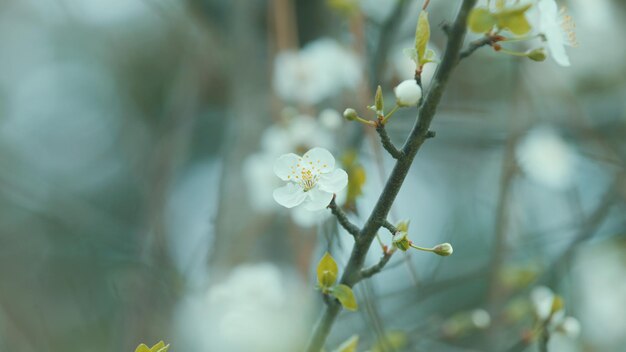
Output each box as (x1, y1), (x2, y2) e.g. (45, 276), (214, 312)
(394, 79), (422, 107)
(526, 48), (547, 62)
(393, 232), (411, 251)
(433, 242), (453, 256)
(343, 108), (358, 121)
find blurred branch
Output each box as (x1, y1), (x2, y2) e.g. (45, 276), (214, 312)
(459, 35), (495, 60)
(370, 0), (410, 89)
(306, 1), (478, 350)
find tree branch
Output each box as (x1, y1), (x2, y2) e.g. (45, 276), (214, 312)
(305, 1), (477, 350)
(376, 124), (403, 159)
(381, 219), (397, 235)
(328, 198), (360, 238)
(360, 250), (395, 279)
(459, 35), (495, 60)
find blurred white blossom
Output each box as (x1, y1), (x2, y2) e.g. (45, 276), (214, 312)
(174, 263), (310, 351)
(516, 127), (576, 190)
(273, 38), (361, 105)
(359, 0), (397, 22)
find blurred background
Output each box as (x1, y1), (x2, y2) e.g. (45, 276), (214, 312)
(0, 0), (625, 351)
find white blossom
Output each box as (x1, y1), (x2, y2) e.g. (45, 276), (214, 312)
(174, 263), (310, 351)
(536, 0), (577, 67)
(273, 147), (348, 211)
(273, 38), (361, 105)
(516, 126), (575, 190)
(558, 316), (581, 338)
(531, 285), (556, 320)
(394, 79), (422, 106)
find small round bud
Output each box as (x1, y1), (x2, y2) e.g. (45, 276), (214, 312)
(394, 79), (422, 107)
(526, 48), (547, 62)
(343, 108), (358, 121)
(393, 232), (411, 251)
(433, 243), (453, 256)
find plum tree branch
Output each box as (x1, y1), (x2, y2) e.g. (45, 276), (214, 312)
(306, 1), (478, 350)
(328, 198), (360, 238)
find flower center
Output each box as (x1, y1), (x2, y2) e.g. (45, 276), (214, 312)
(299, 167), (319, 191)
(559, 8), (578, 47)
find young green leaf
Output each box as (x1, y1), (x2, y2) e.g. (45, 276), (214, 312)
(495, 4), (532, 35)
(135, 344), (151, 352)
(468, 7), (496, 33)
(375, 85), (384, 113)
(317, 252), (339, 288)
(414, 11), (430, 65)
(331, 284), (358, 311)
(333, 335), (359, 352)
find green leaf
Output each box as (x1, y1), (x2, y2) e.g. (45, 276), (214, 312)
(135, 342), (169, 352)
(374, 85), (384, 112)
(135, 344), (151, 352)
(422, 49), (438, 64)
(331, 284), (358, 311)
(403, 47), (418, 63)
(495, 4), (532, 35)
(414, 11), (430, 65)
(317, 252), (338, 288)
(468, 7), (496, 33)
(333, 335), (359, 352)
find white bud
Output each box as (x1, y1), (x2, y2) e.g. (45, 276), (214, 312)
(394, 79), (422, 106)
(530, 286), (555, 320)
(558, 316), (581, 338)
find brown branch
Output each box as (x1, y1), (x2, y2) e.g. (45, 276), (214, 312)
(360, 250), (395, 279)
(305, 1), (478, 351)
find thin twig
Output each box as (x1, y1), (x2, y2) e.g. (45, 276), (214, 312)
(328, 198), (360, 238)
(381, 219), (397, 235)
(360, 250), (396, 279)
(305, 1), (478, 351)
(459, 35), (495, 60)
(376, 124), (403, 159)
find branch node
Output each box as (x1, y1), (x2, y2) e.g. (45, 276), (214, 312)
(426, 130), (436, 139)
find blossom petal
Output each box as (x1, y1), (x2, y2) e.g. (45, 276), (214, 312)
(318, 168), (348, 194)
(273, 183), (307, 208)
(303, 188), (334, 211)
(547, 34), (570, 66)
(274, 153), (301, 181)
(302, 147), (334, 173)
